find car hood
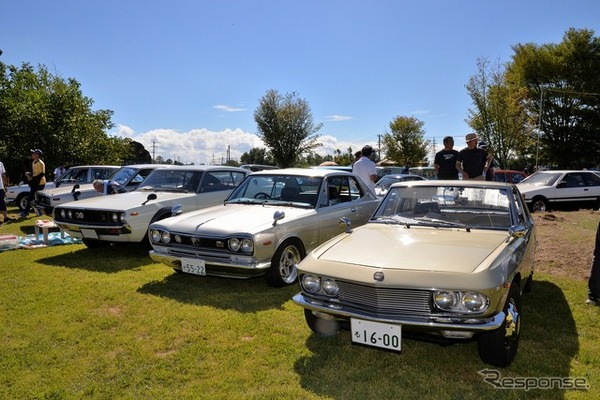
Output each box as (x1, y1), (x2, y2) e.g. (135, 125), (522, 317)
(54, 190), (196, 210)
(40, 183), (95, 197)
(312, 223), (508, 274)
(155, 204), (314, 234)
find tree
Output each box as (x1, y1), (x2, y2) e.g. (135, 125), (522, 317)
(466, 58), (535, 169)
(506, 28), (600, 169)
(382, 116), (429, 166)
(254, 90), (322, 168)
(239, 147), (274, 166)
(0, 62), (136, 182)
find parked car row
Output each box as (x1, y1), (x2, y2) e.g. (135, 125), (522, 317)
(48, 166), (537, 367)
(6, 165), (120, 211)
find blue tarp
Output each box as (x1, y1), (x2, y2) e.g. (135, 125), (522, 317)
(0, 232), (82, 251)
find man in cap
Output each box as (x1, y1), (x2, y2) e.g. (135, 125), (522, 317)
(455, 133), (492, 180)
(20, 149), (46, 217)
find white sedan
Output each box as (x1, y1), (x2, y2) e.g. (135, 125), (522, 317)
(53, 166), (249, 248)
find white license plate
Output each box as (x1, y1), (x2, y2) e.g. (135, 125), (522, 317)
(81, 229), (99, 239)
(351, 318), (401, 351)
(181, 258), (206, 275)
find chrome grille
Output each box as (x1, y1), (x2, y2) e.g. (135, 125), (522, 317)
(337, 281), (433, 316)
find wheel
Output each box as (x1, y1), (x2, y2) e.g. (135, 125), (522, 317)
(477, 282), (522, 367)
(82, 238), (109, 248)
(254, 192), (271, 199)
(304, 309), (340, 337)
(265, 240), (303, 287)
(16, 193), (30, 211)
(530, 196), (549, 213)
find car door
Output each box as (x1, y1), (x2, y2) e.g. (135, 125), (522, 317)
(554, 172), (587, 204)
(317, 175), (374, 243)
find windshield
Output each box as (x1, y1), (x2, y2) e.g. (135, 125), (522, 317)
(139, 169), (202, 192)
(519, 172), (562, 186)
(373, 185), (512, 229)
(226, 174), (323, 208)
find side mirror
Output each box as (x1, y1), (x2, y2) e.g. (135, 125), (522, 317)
(272, 210), (285, 226)
(73, 191), (81, 201)
(171, 204), (183, 217)
(509, 225), (527, 238)
(142, 193), (158, 205)
(339, 216), (352, 233)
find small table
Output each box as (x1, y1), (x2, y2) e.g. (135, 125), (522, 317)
(34, 220), (65, 244)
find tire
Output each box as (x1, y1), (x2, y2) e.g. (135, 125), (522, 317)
(82, 238), (109, 248)
(477, 282), (522, 367)
(530, 196), (549, 213)
(16, 193), (30, 212)
(304, 309), (340, 337)
(265, 239), (303, 287)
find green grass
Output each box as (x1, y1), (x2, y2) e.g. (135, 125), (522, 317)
(1, 209), (599, 399)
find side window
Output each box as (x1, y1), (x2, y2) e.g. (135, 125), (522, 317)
(348, 177), (364, 201)
(200, 171), (244, 192)
(563, 173), (585, 188)
(583, 172), (600, 186)
(73, 169), (88, 182)
(512, 188), (526, 225)
(94, 168), (115, 180)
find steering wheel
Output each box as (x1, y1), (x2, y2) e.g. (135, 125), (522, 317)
(254, 192), (271, 199)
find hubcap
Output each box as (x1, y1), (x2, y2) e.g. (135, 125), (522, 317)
(279, 245), (300, 284)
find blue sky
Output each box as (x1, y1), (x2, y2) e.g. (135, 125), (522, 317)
(2, 0), (600, 165)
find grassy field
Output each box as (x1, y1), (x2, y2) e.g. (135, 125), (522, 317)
(1, 207), (599, 399)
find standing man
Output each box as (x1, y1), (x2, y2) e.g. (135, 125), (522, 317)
(352, 145), (377, 194)
(455, 133), (492, 180)
(434, 136), (459, 180)
(0, 157), (15, 222)
(587, 214), (600, 305)
(20, 149), (46, 218)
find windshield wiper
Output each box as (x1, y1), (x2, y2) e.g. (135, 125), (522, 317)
(371, 216), (411, 226)
(413, 216), (471, 231)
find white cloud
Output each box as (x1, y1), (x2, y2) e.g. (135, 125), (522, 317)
(213, 104), (246, 112)
(324, 115), (353, 122)
(110, 126), (373, 165)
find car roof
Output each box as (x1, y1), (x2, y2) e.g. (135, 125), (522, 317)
(532, 170), (594, 173)
(380, 174), (424, 179)
(119, 164), (163, 169)
(68, 165), (120, 169)
(390, 180), (516, 189)
(148, 165), (248, 172)
(251, 167), (354, 178)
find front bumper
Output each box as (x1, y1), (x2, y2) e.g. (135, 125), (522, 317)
(293, 292), (506, 332)
(149, 249), (272, 279)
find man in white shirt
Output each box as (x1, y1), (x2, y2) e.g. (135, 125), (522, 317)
(352, 145), (377, 194)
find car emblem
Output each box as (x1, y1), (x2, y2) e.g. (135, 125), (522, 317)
(373, 271), (385, 282)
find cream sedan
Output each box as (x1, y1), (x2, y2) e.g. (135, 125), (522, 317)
(148, 168), (380, 287)
(293, 180), (536, 367)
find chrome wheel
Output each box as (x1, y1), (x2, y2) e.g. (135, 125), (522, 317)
(265, 241), (303, 287)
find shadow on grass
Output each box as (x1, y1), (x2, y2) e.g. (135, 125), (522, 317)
(36, 244), (152, 273)
(137, 272), (298, 312)
(294, 280), (578, 399)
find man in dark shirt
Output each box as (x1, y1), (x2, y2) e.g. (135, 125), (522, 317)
(434, 136), (459, 179)
(456, 133), (493, 180)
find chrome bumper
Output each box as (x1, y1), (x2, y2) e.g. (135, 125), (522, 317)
(292, 293), (506, 332)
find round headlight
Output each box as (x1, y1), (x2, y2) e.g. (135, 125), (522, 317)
(161, 231), (171, 244)
(229, 238), (241, 252)
(119, 212), (126, 224)
(60, 209), (66, 219)
(67, 210), (73, 219)
(150, 230), (162, 243)
(462, 292), (488, 312)
(434, 291), (457, 310)
(174, 235), (182, 243)
(302, 275), (321, 293)
(321, 278), (339, 296)
(241, 238), (253, 254)
(111, 213), (119, 223)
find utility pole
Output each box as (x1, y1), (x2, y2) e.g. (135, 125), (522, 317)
(151, 140), (157, 163)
